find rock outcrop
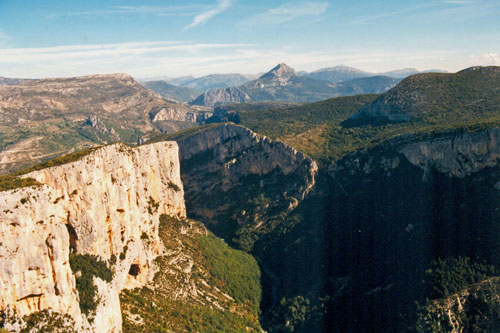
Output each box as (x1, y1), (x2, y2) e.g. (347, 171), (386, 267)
(0, 142), (185, 332)
(329, 127), (500, 179)
(190, 87), (251, 107)
(84, 115), (121, 142)
(149, 105), (212, 123)
(173, 123), (317, 250)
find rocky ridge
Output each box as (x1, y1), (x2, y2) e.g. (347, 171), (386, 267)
(347, 66), (500, 124)
(329, 127), (500, 179)
(170, 123), (317, 250)
(0, 73), (209, 174)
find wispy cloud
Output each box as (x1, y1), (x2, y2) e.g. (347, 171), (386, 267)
(0, 39), (467, 79)
(46, 5), (203, 19)
(240, 2), (329, 26)
(423, 1), (500, 22)
(443, 0), (479, 4)
(349, 3), (437, 24)
(184, 0), (233, 30)
(0, 41), (250, 78)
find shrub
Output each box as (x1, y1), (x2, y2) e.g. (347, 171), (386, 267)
(21, 310), (76, 333)
(197, 233), (261, 312)
(425, 256), (497, 299)
(69, 254), (113, 316)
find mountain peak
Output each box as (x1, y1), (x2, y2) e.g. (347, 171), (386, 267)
(260, 63), (298, 79)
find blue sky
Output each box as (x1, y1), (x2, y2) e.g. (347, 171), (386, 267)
(0, 0), (499, 78)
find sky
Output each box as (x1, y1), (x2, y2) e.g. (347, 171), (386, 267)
(0, 0), (499, 79)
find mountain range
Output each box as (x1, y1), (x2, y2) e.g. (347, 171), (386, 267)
(141, 64), (443, 106)
(189, 63), (403, 107)
(303, 65), (444, 83)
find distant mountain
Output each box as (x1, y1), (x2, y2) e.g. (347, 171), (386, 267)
(242, 63), (385, 103)
(304, 65), (372, 83)
(0, 76), (32, 85)
(347, 66), (500, 125)
(166, 75), (196, 86)
(191, 64), (401, 107)
(380, 68), (420, 78)
(0, 73), (210, 173)
(190, 87), (251, 107)
(304, 66), (447, 82)
(331, 75), (402, 95)
(141, 80), (201, 103)
(178, 73), (258, 92)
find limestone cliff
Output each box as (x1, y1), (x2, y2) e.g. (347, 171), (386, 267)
(172, 123), (317, 251)
(329, 127), (500, 179)
(0, 142), (185, 332)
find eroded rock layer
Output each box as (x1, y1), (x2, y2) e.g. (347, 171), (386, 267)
(0, 142), (185, 332)
(175, 123), (317, 250)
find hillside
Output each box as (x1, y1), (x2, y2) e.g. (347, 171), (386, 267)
(348, 66), (500, 125)
(0, 73), (210, 174)
(304, 65), (371, 83)
(141, 80), (201, 103)
(179, 73), (258, 92)
(0, 76), (32, 85)
(332, 75), (402, 95)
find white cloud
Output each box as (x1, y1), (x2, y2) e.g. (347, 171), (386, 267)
(184, 0), (233, 30)
(46, 5), (203, 19)
(470, 53), (500, 66)
(240, 2), (328, 26)
(0, 39), (487, 79)
(0, 41), (252, 78)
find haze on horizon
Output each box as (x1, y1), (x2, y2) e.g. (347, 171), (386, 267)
(0, 0), (499, 79)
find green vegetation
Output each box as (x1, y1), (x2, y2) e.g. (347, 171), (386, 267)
(120, 214), (262, 332)
(0, 174), (40, 192)
(21, 310), (76, 333)
(197, 233), (261, 312)
(167, 181), (181, 192)
(69, 254), (113, 316)
(416, 257), (500, 332)
(425, 257), (498, 299)
(269, 295), (324, 333)
(360, 67), (500, 123)
(147, 196), (159, 214)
